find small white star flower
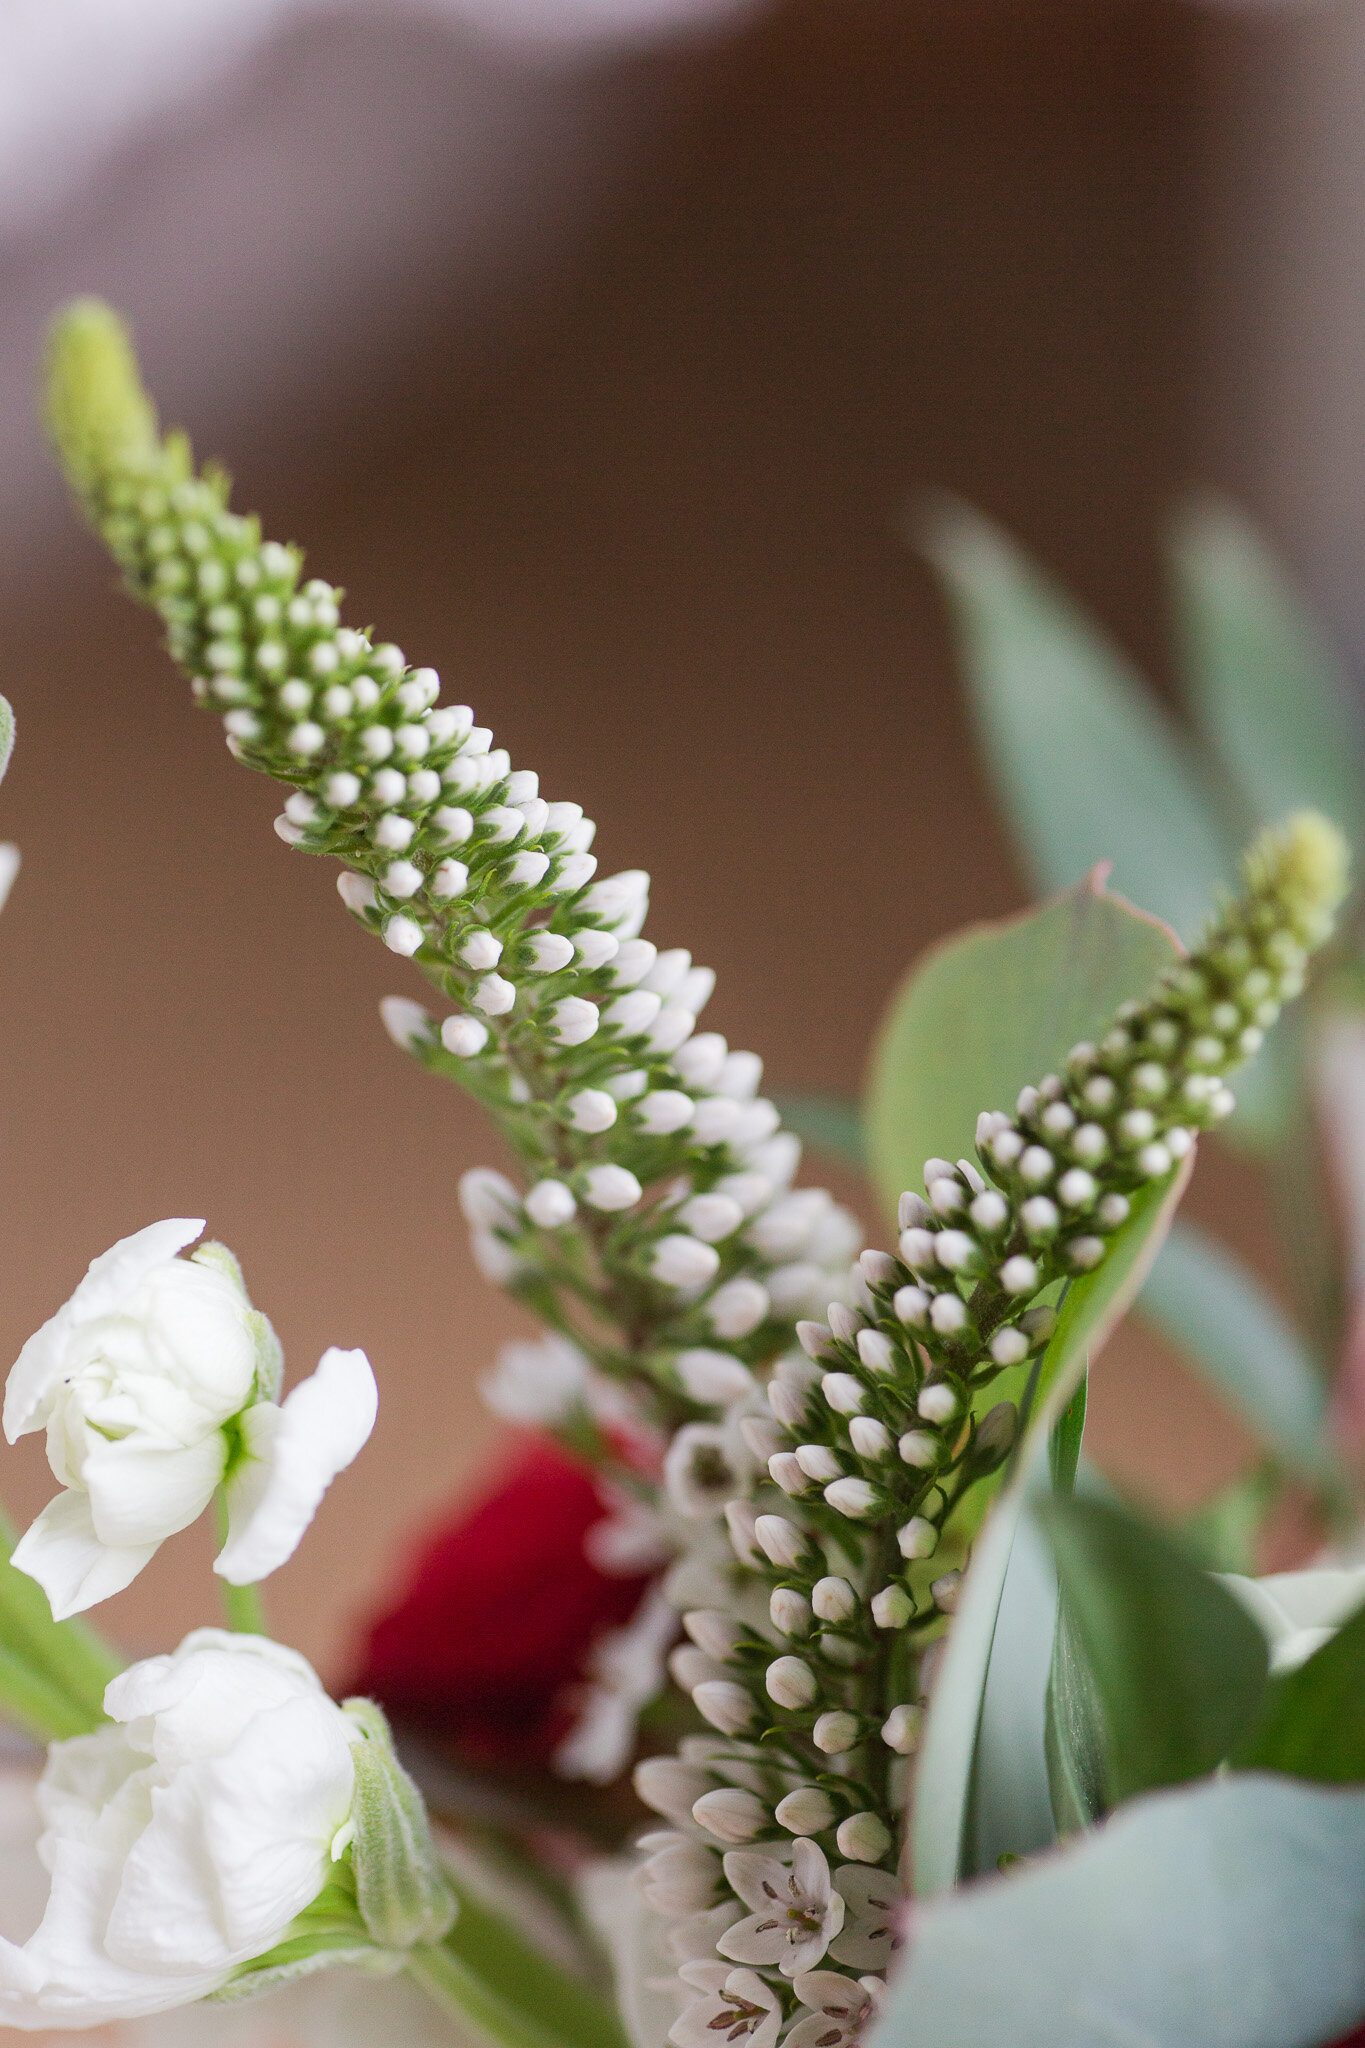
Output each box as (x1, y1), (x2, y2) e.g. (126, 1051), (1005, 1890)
(717, 1838), (845, 1977)
(786, 1970), (885, 2048)
(827, 1863), (902, 1973)
(669, 1966), (781, 2048)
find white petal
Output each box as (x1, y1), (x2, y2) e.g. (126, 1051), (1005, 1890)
(792, 1969), (867, 2017)
(214, 1347), (377, 1585)
(715, 1912), (789, 1968)
(10, 1493), (156, 1620)
(82, 1431), (226, 1549)
(4, 1220), (204, 1442)
(719, 1848), (792, 1915)
(106, 1632), (322, 1767)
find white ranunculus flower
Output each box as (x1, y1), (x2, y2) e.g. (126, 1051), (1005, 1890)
(1222, 1563), (1365, 1673)
(4, 1219), (377, 1618)
(0, 1631), (360, 2029)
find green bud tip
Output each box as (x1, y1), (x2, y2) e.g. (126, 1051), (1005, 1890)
(1243, 810), (1350, 936)
(43, 298), (161, 495)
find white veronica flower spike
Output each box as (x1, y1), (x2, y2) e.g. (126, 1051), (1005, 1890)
(716, 1839), (845, 1977)
(4, 1220), (376, 1617)
(0, 1632), (359, 2029)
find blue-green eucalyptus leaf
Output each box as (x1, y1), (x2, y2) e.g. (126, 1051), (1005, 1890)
(1138, 1218), (1338, 1490)
(1170, 496), (1365, 843)
(770, 1092), (865, 1172)
(920, 500), (1233, 944)
(879, 1775), (1365, 2048)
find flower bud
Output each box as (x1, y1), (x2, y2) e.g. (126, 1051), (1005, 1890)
(848, 1416), (891, 1461)
(708, 1278), (770, 1338)
(769, 1452), (809, 1495)
(765, 1656), (817, 1710)
(836, 1811), (892, 1864)
(795, 1443), (842, 1482)
(871, 1584), (911, 1629)
(812, 1576), (857, 1622)
(581, 1164), (642, 1212)
(725, 1500), (763, 1566)
(684, 1610), (745, 1660)
(693, 1681), (758, 1736)
(525, 1179), (576, 1228)
(441, 1014), (488, 1057)
(898, 1429), (936, 1467)
(856, 1328), (896, 1373)
(635, 1756), (714, 1825)
(770, 1586), (812, 1636)
(822, 1372), (865, 1415)
(917, 1383), (958, 1425)
(881, 1704), (923, 1754)
(691, 1788), (768, 1843)
(675, 1349), (755, 1404)
(967, 1402), (1018, 1476)
(825, 1477), (878, 1519)
(812, 1711), (859, 1755)
(774, 1786), (836, 1836)
(755, 1514), (808, 1570)
(898, 1517), (937, 1560)
(653, 1235), (721, 1288)
(565, 1088), (617, 1133)
(344, 1699), (455, 1948)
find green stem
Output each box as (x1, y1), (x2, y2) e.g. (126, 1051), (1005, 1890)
(215, 1494), (267, 1634)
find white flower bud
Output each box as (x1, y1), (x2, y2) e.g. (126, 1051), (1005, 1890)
(928, 1178), (963, 1218)
(375, 812), (417, 851)
(917, 1383), (957, 1424)
(383, 859), (422, 899)
(653, 1235), (722, 1287)
(676, 1349), (755, 1404)
(716, 1050), (763, 1100)
(932, 1571), (963, 1614)
(859, 1249), (898, 1288)
(360, 724), (394, 762)
(440, 1014), (488, 1057)
(647, 1004), (697, 1054)
(1165, 1125), (1194, 1160)
(324, 771), (362, 809)
(813, 1711), (859, 1755)
(565, 1088), (617, 1133)
(1020, 1196), (1059, 1238)
(796, 1320), (834, 1360)
(337, 871), (377, 917)
(506, 851), (550, 889)
(546, 997), (599, 1045)
(770, 1586), (812, 1636)
(1097, 1192), (1131, 1228)
(1066, 1235), (1106, 1270)
(692, 1788), (767, 1842)
(898, 1430), (936, 1468)
(1137, 1142), (1173, 1178)
(999, 1254), (1038, 1294)
(836, 1811), (892, 1863)
(725, 1499), (762, 1565)
(755, 1514), (808, 1569)
(855, 1328), (895, 1374)
(769, 1452), (809, 1495)
(766, 1656), (818, 1710)
(1118, 1108), (1157, 1146)
(408, 769), (441, 804)
(934, 1230), (978, 1274)
(473, 973), (515, 1016)
(821, 1372), (865, 1415)
(795, 1443), (842, 1482)
(582, 1165), (641, 1211)
(460, 929), (504, 970)
(968, 1190), (1009, 1233)
(989, 1326), (1029, 1366)
(636, 1090), (695, 1135)
(380, 995), (428, 1049)
(928, 1294), (967, 1335)
(573, 928), (619, 969)
(989, 1128), (1023, 1169)
(685, 1610), (744, 1660)
(1057, 1167), (1097, 1209)
(582, 869), (650, 930)
(286, 720), (325, 756)
(881, 1704), (923, 1754)
(825, 1477), (878, 1519)
(708, 1278), (770, 1338)
(430, 858), (469, 899)
(689, 1096), (739, 1144)
(898, 1516), (937, 1560)
(693, 1681), (757, 1735)
(899, 1227), (937, 1269)
(548, 851), (598, 894)
(871, 1584), (912, 1629)
(1071, 1122), (1108, 1164)
(525, 1179), (577, 1228)
(774, 1787), (836, 1836)
(812, 1576), (857, 1623)
(679, 1193), (745, 1242)
(739, 1415), (783, 1461)
(1019, 1145), (1054, 1186)
(893, 1285), (930, 1328)
(459, 1168), (520, 1228)
(848, 1416), (891, 1461)
(382, 914), (424, 956)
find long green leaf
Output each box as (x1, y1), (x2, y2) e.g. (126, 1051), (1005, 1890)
(1035, 1495), (1269, 1807)
(409, 1872), (628, 2048)
(769, 1092), (865, 1172)
(1241, 1596), (1365, 1784)
(1138, 1219), (1339, 1490)
(876, 1775), (1365, 2048)
(864, 872), (1179, 1232)
(1171, 497), (1365, 843)
(921, 500), (1233, 945)
(964, 1506), (1058, 1874)
(0, 1507), (121, 1732)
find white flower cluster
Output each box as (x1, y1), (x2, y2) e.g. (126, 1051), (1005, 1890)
(627, 814), (1349, 2043)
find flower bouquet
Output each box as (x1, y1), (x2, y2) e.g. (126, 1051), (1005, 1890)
(0, 298), (1359, 2046)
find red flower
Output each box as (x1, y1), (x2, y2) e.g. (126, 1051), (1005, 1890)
(351, 1435), (654, 1767)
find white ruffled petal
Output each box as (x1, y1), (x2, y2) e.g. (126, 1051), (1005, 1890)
(10, 1493), (156, 1620)
(4, 1219), (204, 1443)
(83, 1431), (227, 1550)
(214, 1347), (377, 1586)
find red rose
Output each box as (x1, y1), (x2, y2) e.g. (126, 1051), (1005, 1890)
(351, 1436), (654, 1767)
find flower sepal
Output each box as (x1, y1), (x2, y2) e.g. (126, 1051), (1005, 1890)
(343, 1698), (457, 1950)
(204, 1871), (401, 2005)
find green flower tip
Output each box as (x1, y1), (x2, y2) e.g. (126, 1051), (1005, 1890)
(1244, 810), (1350, 939)
(43, 298), (161, 496)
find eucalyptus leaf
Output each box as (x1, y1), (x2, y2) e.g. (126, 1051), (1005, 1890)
(1035, 1494), (1269, 1806)
(864, 872), (1179, 1232)
(965, 1507), (1058, 1874)
(1183, 1461), (1279, 1576)
(1138, 1219), (1338, 1490)
(1240, 1594), (1365, 1784)
(1170, 496), (1365, 843)
(1045, 1594), (1108, 1837)
(876, 1775), (1365, 2048)
(920, 500), (1233, 944)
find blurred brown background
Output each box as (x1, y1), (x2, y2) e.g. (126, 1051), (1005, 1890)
(0, 0), (1336, 1678)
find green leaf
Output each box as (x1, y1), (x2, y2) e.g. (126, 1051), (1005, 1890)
(1049, 1376), (1087, 1497)
(409, 1872), (629, 2048)
(920, 499), (1234, 945)
(875, 1774), (1365, 2048)
(1170, 496), (1365, 843)
(1240, 1596), (1365, 1784)
(1184, 1462), (1279, 1575)
(0, 1506), (121, 1735)
(769, 1092), (865, 1171)
(965, 1507), (1059, 1874)
(1045, 1589), (1108, 1837)
(1035, 1494), (1269, 1806)
(1138, 1218), (1339, 1491)
(864, 870), (1179, 1232)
